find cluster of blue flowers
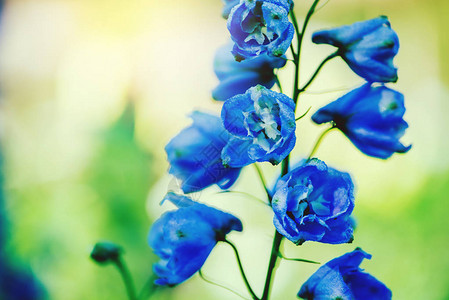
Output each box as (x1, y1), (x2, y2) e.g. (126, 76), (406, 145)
(147, 1), (410, 299)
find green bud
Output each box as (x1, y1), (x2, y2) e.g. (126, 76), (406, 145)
(90, 241), (122, 265)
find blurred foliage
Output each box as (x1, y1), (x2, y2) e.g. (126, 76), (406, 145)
(85, 102), (160, 299)
(0, 153), (46, 300)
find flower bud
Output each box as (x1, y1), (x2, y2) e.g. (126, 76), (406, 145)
(90, 242), (122, 264)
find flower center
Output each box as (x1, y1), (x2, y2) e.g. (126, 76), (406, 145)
(242, 3), (278, 46)
(243, 98), (282, 152)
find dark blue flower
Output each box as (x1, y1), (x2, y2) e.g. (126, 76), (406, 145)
(298, 248), (392, 300)
(165, 111), (242, 193)
(213, 43), (286, 101)
(222, 0), (240, 19)
(0, 261), (45, 300)
(148, 193), (243, 286)
(272, 159), (354, 245)
(312, 83), (411, 159)
(312, 16), (399, 83)
(227, 0), (294, 61)
(221, 85), (296, 167)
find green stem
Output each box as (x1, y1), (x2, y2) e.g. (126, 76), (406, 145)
(260, 158), (289, 300)
(137, 274), (157, 300)
(253, 164), (272, 202)
(260, 231), (283, 300)
(113, 257), (138, 300)
(259, 3), (323, 299)
(224, 240), (260, 300)
(298, 52), (338, 93)
(281, 155), (290, 178)
(307, 126), (335, 160)
(292, 0), (321, 111)
(275, 74), (283, 94)
(290, 9), (301, 108)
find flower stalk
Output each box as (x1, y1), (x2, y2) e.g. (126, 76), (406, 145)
(113, 256), (138, 300)
(260, 1), (323, 298)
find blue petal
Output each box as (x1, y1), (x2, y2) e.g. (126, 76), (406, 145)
(263, 133), (296, 165)
(320, 216), (354, 244)
(227, 0), (294, 60)
(221, 137), (254, 167)
(272, 159), (355, 245)
(312, 84), (411, 159)
(222, 0), (240, 19)
(298, 266), (353, 300)
(222, 93), (254, 137)
(326, 248), (371, 270)
(217, 168), (242, 190)
(312, 16), (399, 83)
(165, 111), (242, 193)
(345, 271), (392, 300)
(148, 196), (243, 286)
(312, 16), (391, 47)
(298, 248), (376, 299)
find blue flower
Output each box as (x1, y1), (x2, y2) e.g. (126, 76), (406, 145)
(165, 111), (242, 193)
(312, 16), (399, 83)
(213, 43), (286, 101)
(272, 159), (354, 245)
(298, 248), (392, 300)
(221, 85), (296, 167)
(148, 193), (243, 286)
(227, 0), (294, 61)
(312, 83), (411, 159)
(222, 0), (240, 19)
(0, 261), (46, 300)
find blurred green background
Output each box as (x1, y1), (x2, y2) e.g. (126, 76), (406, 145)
(0, 0), (448, 299)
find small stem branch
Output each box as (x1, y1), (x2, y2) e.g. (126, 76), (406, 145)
(307, 126), (335, 161)
(278, 252), (320, 264)
(113, 257), (137, 300)
(223, 240), (260, 300)
(261, 231), (283, 300)
(199, 270), (250, 300)
(298, 52), (338, 93)
(253, 164), (272, 202)
(295, 106), (312, 121)
(289, 44), (297, 60)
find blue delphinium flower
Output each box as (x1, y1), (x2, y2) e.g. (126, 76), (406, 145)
(213, 43), (286, 101)
(312, 83), (411, 159)
(312, 16), (399, 83)
(221, 85), (296, 167)
(0, 261), (46, 300)
(148, 193), (243, 286)
(165, 111), (242, 193)
(272, 158), (354, 245)
(227, 0), (294, 61)
(298, 248), (392, 300)
(222, 0), (240, 19)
